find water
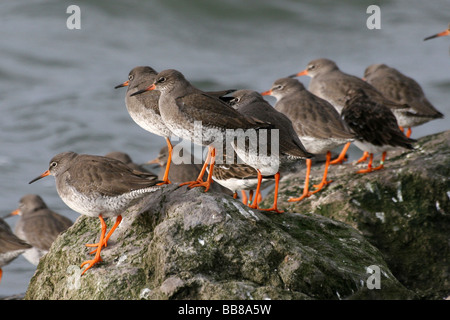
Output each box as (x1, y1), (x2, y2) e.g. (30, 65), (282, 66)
(0, 0), (448, 298)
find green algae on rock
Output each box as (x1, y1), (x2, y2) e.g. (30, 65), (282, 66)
(25, 182), (413, 299)
(263, 130), (450, 299)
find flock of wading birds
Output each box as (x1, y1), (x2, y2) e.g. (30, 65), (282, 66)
(0, 24), (448, 281)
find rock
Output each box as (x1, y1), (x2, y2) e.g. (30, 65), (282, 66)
(25, 183), (413, 300)
(26, 131), (448, 301)
(260, 130), (450, 299)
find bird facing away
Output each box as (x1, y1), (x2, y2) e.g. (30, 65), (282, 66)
(29, 151), (162, 275)
(262, 77), (355, 202)
(130, 69), (270, 193)
(363, 63), (443, 137)
(0, 218), (32, 284)
(341, 89), (416, 173)
(6, 194), (72, 265)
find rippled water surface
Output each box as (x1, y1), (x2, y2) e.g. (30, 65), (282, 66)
(0, 0), (448, 297)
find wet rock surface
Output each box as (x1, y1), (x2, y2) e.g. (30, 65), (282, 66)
(24, 131), (449, 300)
(261, 130), (450, 299)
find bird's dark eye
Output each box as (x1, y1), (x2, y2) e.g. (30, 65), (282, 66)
(50, 161), (57, 168)
(308, 65), (316, 70)
(273, 85), (283, 91)
(128, 74), (134, 81)
(157, 77), (166, 83)
(230, 97), (240, 105)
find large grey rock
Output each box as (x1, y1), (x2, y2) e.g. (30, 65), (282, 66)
(24, 182), (413, 300)
(261, 130), (450, 299)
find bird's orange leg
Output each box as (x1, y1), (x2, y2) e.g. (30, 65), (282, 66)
(81, 215), (107, 275)
(356, 153), (375, 173)
(405, 127), (412, 138)
(257, 192), (262, 204)
(247, 190), (254, 205)
(258, 172), (284, 213)
(288, 159), (312, 202)
(330, 142), (351, 165)
(0, 269), (3, 284)
(371, 151), (386, 171)
(87, 215), (122, 254)
(311, 151), (333, 194)
(188, 147), (216, 192)
(180, 147), (211, 188)
(356, 151), (369, 164)
(158, 138), (173, 185)
(240, 190), (248, 204)
(248, 171), (263, 210)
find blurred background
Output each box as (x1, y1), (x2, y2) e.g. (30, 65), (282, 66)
(0, 0), (448, 297)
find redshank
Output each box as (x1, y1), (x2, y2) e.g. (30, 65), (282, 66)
(6, 194), (72, 265)
(29, 151), (162, 275)
(341, 89), (416, 173)
(363, 63), (444, 137)
(130, 69), (270, 193)
(115, 67), (235, 186)
(229, 89), (314, 212)
(262, 77), (355, 202)
(0, 218), (31, 284)
(291, 58), (410, 164)
(291, 58), (409, 114)
(424, 23), (450, 41)
(115, 66), (174, 185)
(211, 161), (275, 206)
(205, 146), (275, 205)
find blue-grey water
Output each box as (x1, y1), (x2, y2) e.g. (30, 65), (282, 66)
(0, 0), (448, 298)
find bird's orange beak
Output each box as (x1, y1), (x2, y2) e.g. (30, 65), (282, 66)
(296, 69), (308, 76)
(130, 84), (156, 97)
(114, 80), (129, 89)
(424, 28), (450, 41)
(146, 156), (161, 165)
(260, 90), (272, 96)
(9, 209), (20, 216)
(29, 170), (50, 184)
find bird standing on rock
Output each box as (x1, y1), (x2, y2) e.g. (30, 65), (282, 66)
(363, 63), (444, 138)
(229, 89), (314, 212)
(341, 89), (416, 173)
(29, 151), (162, 275)
(130, 69), (270, 193)
(262, 77), (355, 202)
(115, 66), (174, 185)
(291, 58), (412, 166)
(115, 66), (236, 186)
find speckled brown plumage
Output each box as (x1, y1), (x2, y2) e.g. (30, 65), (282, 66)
(342, 89), (416, 150)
